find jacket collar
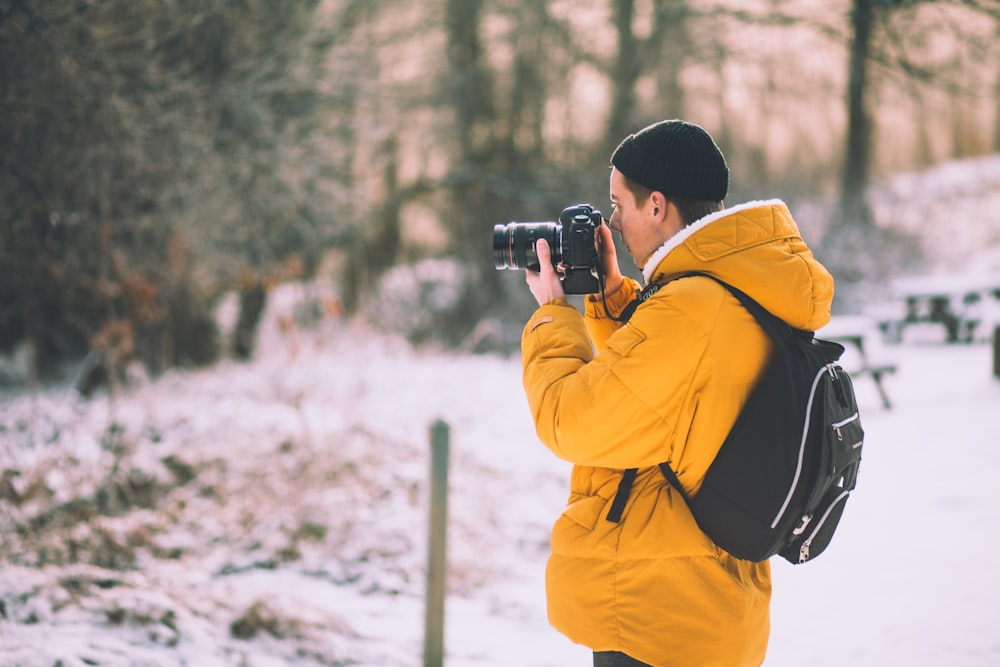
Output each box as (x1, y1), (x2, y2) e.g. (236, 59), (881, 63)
(641, 199), (785, 284)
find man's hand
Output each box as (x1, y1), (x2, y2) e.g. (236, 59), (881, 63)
(525, 239), (566, 306)
(596, 219), (624, 298)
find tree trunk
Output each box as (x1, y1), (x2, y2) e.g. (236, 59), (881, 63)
(652, 0), (688, 121)
(606, 0), (641, 151)
(995, 26), (1000, 152)
(913, 87), (934, 168)
(443, 0), (502, 301)
(232, 276), (267, 361)
(839, 0), (875, 228)
(445, 0), (492, 165)
(506, 2), (548, 165)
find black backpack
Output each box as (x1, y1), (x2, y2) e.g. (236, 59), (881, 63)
(606, 273), (864, 565)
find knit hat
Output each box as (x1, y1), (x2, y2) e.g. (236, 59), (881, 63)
(611, 119), (729, 201)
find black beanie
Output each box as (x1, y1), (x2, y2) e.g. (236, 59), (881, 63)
(611, 119), (729, 201)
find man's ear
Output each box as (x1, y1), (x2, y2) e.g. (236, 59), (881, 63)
(649, 191), (669, 220)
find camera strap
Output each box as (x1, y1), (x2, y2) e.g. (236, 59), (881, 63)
(610, 279), (666, 323)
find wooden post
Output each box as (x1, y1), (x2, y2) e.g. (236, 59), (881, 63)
(993, 326), (1000, 379)
(424, 420), (449, 667)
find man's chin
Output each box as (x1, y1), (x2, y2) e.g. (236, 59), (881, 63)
(632, 250), (646, 271)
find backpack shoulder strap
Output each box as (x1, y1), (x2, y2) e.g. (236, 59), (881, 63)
(607, 271), (795, 523)
(659, 273), (813, 501)
(619, 272), (798, 343)
(658, 462), (692, 504)
(605, 468), (638, 522)
(607, 272), (802, 523)
(682, 272), (797, 346)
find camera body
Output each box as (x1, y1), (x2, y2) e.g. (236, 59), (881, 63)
(493, 204), (603, 295)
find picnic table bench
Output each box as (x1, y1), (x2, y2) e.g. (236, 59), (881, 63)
(873, 274), (1000, 344)
(818, 315), (897, 409)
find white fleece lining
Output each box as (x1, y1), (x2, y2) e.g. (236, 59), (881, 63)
(641, 199), (786, 284)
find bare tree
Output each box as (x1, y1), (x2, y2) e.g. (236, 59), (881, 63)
(604, 0), (691, 150)
(652, 0), (690, 122)
(995, 56), (1000, 151)
(839, 0), (1000, 228)
(606, 0), (643, 148)
(0, 0), (370, 378)
(840, 0), (877, 229)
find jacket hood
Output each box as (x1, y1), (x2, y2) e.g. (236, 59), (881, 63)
(643, 199), (834, 330)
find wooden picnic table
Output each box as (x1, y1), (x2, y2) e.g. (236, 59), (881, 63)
(875, 273), (1000, 344)
(818, 315), (897, 409)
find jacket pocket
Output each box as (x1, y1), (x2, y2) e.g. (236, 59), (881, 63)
(561, 495), (608, 531)
(606, 323), (646, 357)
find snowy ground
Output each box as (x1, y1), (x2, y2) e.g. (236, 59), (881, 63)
(2, 300), (1000, 666)
(3, 154), (1000, 666)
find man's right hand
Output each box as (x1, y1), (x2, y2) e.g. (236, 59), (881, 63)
(526, 239), (567, 306)
(596, 219), (624, 298)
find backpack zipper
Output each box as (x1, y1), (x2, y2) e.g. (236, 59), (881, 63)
(798, 489), (850, 563)
(832, 412), (860, 441)
(830, 363), (849, 405)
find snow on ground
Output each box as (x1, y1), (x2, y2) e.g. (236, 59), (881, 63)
(0, 309), (584, 667)
(769, 327), (1000, 667)
(2, 305), (1000, 666)
(3, 155), (1000, 666)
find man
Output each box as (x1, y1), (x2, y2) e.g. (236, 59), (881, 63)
(520, 119), (835, 666)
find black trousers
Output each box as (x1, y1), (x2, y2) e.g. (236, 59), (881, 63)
(593, 651), (652, 667)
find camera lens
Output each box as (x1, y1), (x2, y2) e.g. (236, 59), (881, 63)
(493, 222), (561, 271)
(493, 224), (515, 269)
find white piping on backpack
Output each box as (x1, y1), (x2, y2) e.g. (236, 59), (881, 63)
(770, 364), (831, 529)
(832, 412), (859, 441)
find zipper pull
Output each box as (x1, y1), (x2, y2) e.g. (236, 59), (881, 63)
(792, 514), (813, 536)
(799, 539), (812, 563)
(832, 412), (859, 442)
(828, 363), (850, 406)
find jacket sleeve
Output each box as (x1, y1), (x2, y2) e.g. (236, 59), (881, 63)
(583, 277), (641, 352)
(521, 283), (717, 470)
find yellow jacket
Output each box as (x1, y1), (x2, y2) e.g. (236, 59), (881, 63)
(521, 200), (834, 666)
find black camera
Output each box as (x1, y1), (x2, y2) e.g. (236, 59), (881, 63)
(493, 204), (603, 294)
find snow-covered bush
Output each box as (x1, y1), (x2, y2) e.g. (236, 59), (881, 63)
(366, 258), (471, 344)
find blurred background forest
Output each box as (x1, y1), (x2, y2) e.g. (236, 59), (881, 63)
(2, 0), (999, 389)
